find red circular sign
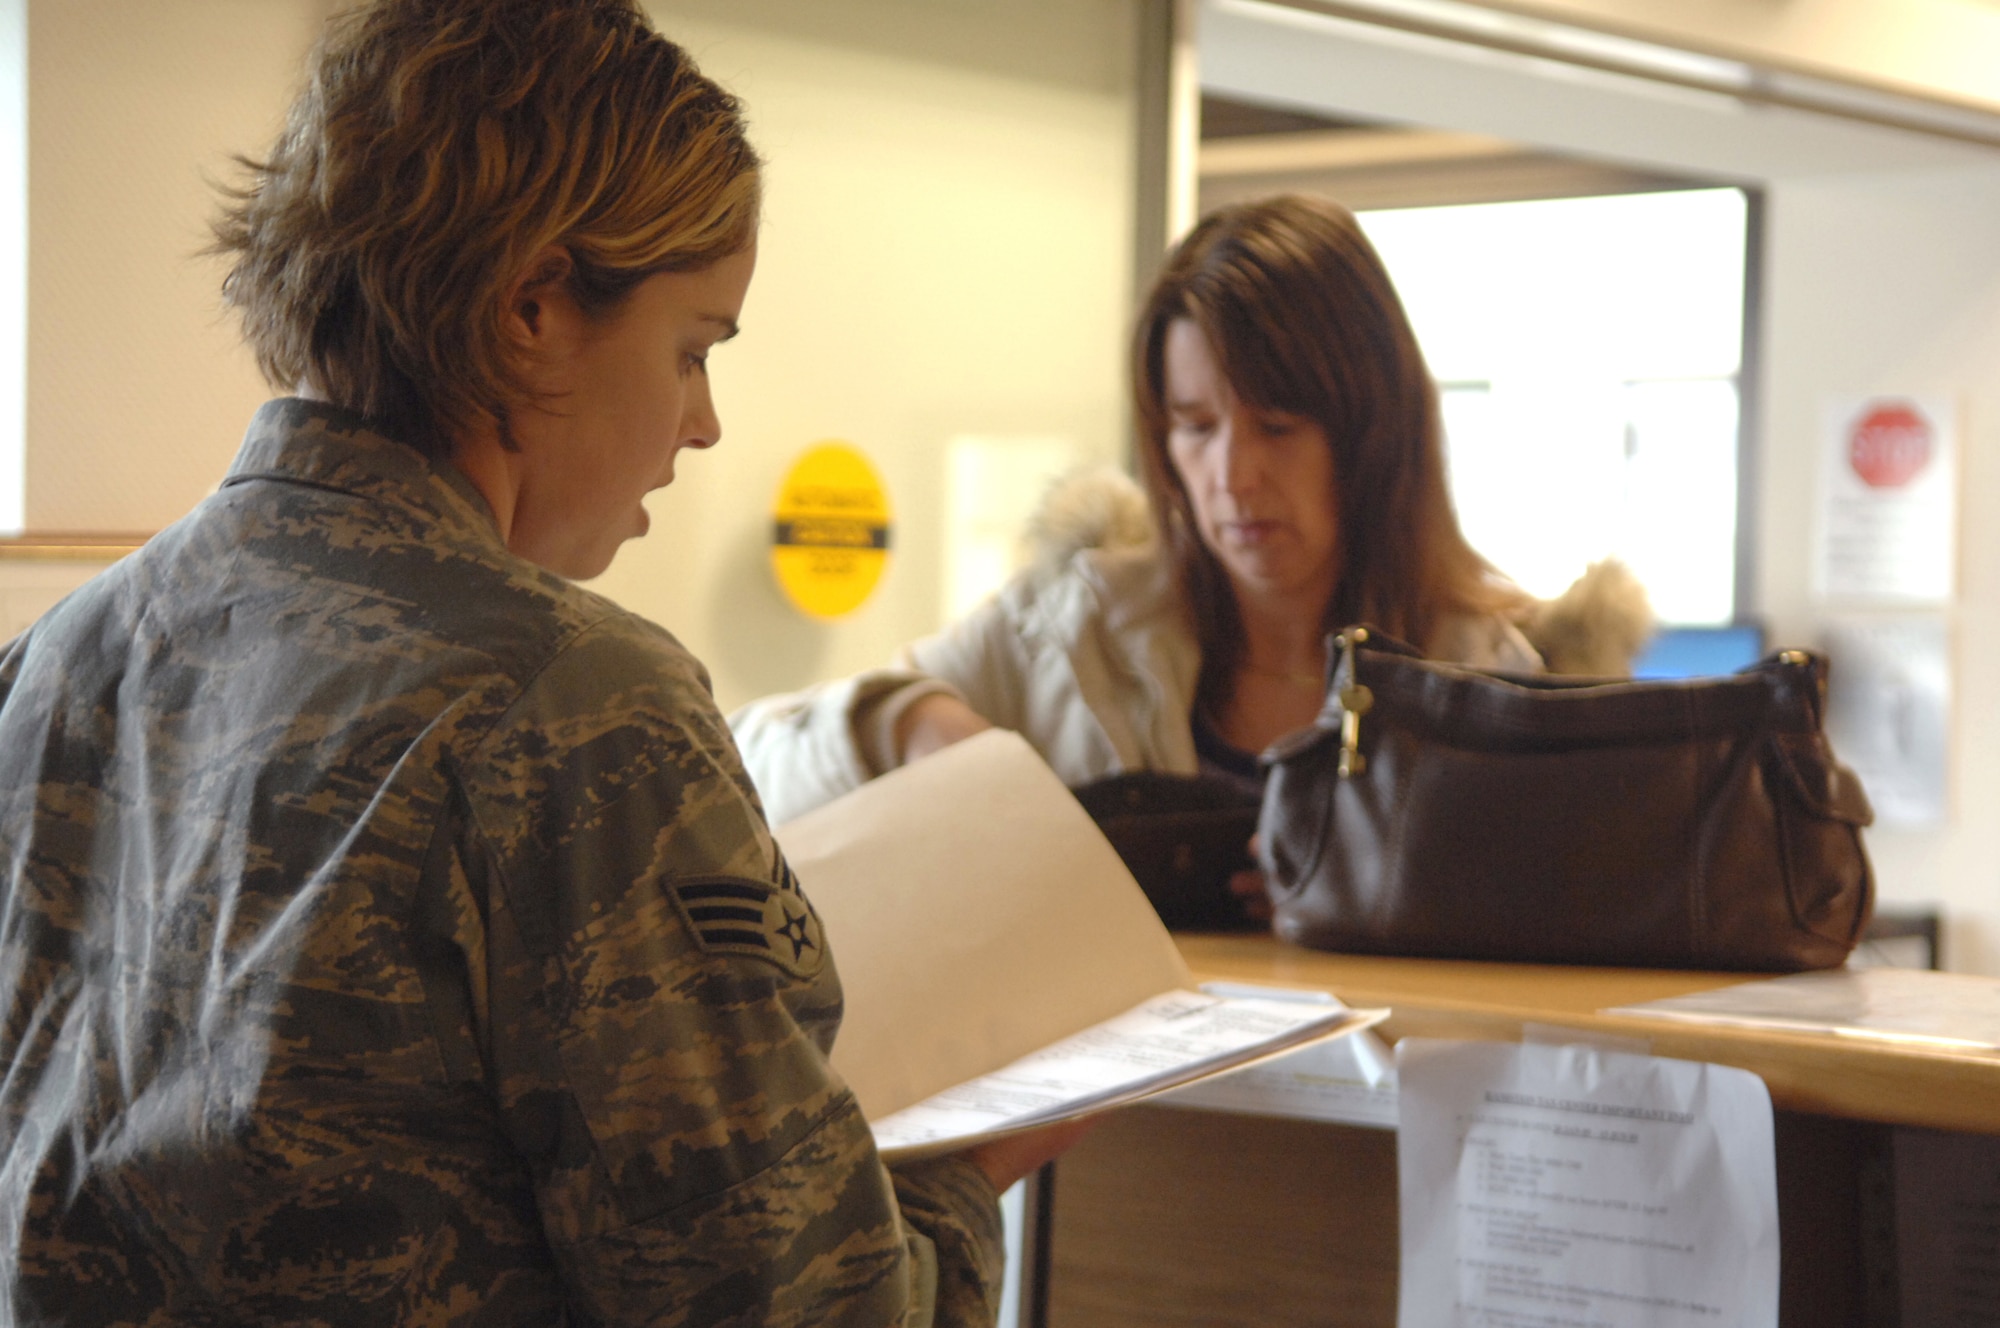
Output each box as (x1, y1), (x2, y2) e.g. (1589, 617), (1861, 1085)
(1848, 402), (1933, 489)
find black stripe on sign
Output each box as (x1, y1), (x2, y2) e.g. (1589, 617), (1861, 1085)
(701, 928), (770, 950)
(688, 905), (765, 925)
(772, 520), (892, 550)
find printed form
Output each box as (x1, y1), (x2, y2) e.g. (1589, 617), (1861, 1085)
(1161, 981), (1399, 1129)
(1397, 1039), (1778, 1328)
(870, 989), (1376, 1157)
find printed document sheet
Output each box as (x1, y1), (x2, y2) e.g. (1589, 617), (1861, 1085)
(776, 730), (1384, 1160)
(1397, 1039), (1777, 1328)
(871, 988), (1374, 1154)
(1159, 982), (1399, 1129)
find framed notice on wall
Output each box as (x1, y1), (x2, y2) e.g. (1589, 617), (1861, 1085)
(1813, 396), (1958, 604)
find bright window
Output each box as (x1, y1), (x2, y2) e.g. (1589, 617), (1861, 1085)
(1358, 188), (1749, 624)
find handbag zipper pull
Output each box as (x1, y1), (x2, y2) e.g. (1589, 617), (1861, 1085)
(1337, 683), (1373, 778)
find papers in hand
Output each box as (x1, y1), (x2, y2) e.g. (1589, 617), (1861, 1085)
(1159, 982), (1400, 1130)
(775, 730), (1383, 1160)
(1607, 967), (2000, 1052)
(871, 988), (1377, 1156)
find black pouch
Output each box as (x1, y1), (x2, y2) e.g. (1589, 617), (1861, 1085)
(1072, 771), (1262, 931)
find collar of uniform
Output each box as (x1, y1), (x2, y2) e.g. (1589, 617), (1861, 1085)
(220, 397), (503, 548)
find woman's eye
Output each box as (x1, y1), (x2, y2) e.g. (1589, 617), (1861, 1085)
(682, 352), (709, 376)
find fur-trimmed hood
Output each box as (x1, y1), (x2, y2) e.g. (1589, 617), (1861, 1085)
(1018, 466), (1654, 675)
(1018, 464), (1156, 581)
(1515, 559), (1655, 677)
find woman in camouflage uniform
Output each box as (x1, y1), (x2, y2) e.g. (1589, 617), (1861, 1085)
(0, 2), (1072, 1323)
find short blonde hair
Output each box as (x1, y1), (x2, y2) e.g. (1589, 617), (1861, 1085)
(212, 0), (761, 456)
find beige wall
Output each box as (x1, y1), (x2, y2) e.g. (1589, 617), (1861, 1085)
(0, 557), (99, 641)
(25, 0), (326, 532)
(13, 0), (1141, 713)
(0, 0), (22, 533)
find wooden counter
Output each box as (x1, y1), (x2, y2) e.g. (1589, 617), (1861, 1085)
(1180, 934), (2000, 1135)
(1043, 936), (1986, 1328)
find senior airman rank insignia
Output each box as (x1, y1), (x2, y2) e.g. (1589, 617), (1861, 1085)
(668, 859), (826, 979)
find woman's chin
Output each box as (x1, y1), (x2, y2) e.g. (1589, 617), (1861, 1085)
(1219, 548), (1290, 586)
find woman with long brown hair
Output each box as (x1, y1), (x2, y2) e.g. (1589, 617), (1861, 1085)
(1132, 192), (1534, 772)
(735, 193), (1538, 820)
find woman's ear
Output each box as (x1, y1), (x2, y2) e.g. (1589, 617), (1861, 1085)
(504, 245), (579, 348)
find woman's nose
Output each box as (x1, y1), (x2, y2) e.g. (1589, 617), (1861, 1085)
(682, 378), (722, 451)
(1216, 416), (1260, 493)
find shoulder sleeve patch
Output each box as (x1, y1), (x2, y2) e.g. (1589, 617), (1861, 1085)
(667, 859), (826, 979)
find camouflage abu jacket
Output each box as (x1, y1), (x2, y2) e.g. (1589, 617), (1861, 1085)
(0, 399), (1003, 1327)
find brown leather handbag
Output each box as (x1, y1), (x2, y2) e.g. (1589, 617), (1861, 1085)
(1258, 628), (1875, 971)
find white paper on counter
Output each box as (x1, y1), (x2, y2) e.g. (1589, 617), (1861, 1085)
(1608, 968), (2000, 1052)
(1158, 981), (1400, 1129)
(1397, 1038), (1777, 1328)
(871, 990), (1384, 1159)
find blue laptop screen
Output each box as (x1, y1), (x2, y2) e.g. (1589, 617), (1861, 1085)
(1631, 625), (1766, 680)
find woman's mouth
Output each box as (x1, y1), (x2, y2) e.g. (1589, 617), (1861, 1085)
(1223, 519), (1280, 546)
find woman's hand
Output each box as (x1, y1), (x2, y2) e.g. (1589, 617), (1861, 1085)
(1230, 834), (1272, 923)
(894, 692), (993, 766)
(961, 1115), (1101, 1193)
(1228, 869), (1272, 923)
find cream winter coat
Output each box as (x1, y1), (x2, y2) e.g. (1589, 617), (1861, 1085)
(729, 469), (1541, 825)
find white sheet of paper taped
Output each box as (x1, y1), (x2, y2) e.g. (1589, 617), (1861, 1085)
(1397, 1039), (1777, 1328)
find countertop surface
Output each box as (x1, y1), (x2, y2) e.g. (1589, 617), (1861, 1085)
(1177, 933), (2000, 1134)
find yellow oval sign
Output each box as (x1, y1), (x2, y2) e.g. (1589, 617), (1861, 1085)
(771, 442), (892, 619)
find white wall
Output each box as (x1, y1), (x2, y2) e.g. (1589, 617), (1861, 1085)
(1757, 164), (2000, 974)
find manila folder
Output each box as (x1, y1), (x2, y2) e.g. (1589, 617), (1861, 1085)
(774, 729), (1192, 1125)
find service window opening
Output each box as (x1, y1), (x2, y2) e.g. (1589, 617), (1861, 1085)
(1358, 187), (1751, 629)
